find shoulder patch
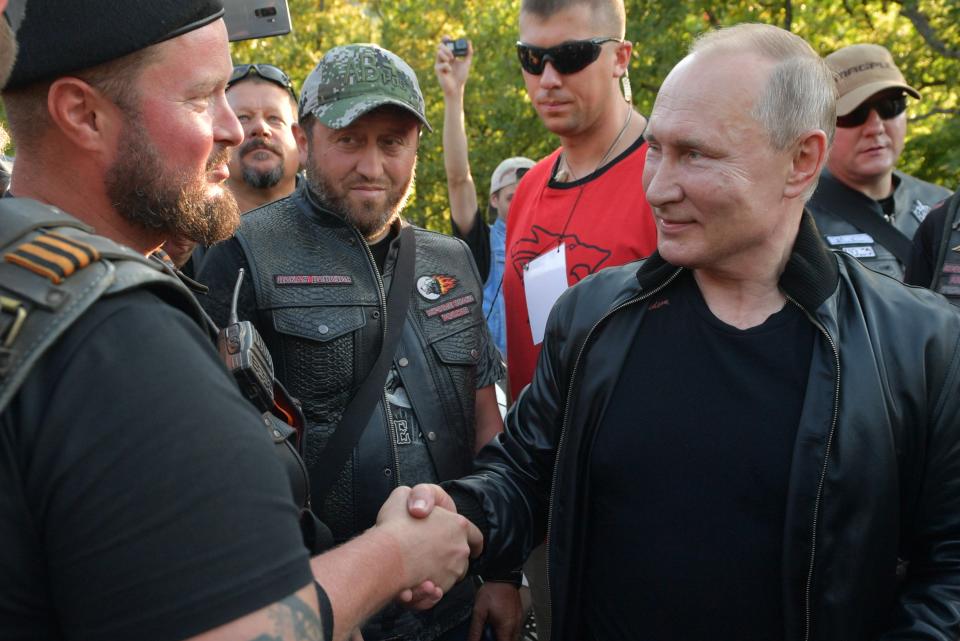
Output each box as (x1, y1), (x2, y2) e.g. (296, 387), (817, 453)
(4, 231), (100, 284)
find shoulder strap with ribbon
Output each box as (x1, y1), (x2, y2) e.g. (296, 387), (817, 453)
(0, 198), (196, 412)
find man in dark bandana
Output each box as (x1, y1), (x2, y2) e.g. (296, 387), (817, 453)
(0, 2), (479, 640)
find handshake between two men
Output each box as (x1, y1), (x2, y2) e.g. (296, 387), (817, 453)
(307, 483), (482, 640)
(382, 484), (482, 608)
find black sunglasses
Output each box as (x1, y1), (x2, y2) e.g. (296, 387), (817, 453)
(515, 167), (530, 180)
(229, 64), (298, 102)
(836, 94), (907, 128)
(516, 37), (622, 75)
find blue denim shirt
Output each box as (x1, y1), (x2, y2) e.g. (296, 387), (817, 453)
(483, 218), (507, 356)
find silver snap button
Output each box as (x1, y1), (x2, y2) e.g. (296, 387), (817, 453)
(470, 348), (479, 359)
(383, 468), (393, 477)
(318, 324), (329, 335)
(398, 357), (409, 367)
(427, 431), (437, 441)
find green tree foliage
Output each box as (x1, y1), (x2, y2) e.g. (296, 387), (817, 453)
(231, 0), (959, 230)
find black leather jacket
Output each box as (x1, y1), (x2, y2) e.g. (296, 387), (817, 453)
(449, 214), (960, 641)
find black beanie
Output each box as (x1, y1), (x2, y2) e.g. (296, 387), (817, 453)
(6, 0), (225, 90)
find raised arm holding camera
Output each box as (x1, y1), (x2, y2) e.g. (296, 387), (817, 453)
(435, 37), (533, 360)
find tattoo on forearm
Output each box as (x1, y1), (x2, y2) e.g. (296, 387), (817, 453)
(249, 593), (324, 641)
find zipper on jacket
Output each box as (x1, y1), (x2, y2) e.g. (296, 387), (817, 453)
(356, 227), (400, 487)
(784, 295), (841, 641)
(544, 267), (683, 622)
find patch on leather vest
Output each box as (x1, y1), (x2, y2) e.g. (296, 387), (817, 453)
(416, 274), (458, 300)
(274, 274), (353, 286)
(937, 249), (960, 302)
(842, 246), (877, 259)
(424, 293), (477, 322)
(911, 199), (931, 223)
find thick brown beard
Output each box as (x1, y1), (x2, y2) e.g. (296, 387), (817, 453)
(305, 147), (415, 239)
(105, 117), (240, 246)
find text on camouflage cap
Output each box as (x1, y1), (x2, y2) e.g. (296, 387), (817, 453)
(299, 44), (432, 131)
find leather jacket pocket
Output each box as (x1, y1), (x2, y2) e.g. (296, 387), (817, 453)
(272, 305), (367, 343)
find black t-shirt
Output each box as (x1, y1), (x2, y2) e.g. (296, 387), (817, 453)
(904, 200), (950, 288)
(369, 226), (397, 275)
(584, 271), (814, 641)
(0, 289), (314, 641)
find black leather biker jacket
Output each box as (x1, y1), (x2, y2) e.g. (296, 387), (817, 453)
(448, 213), (960, 641)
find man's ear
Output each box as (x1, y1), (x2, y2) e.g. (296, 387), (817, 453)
(489, 191), (499, 210)
(46, 77), (124, 153)
(293, 121), (308, 168)
(784, 129), (828, 199)
(614, 39), (633, 79)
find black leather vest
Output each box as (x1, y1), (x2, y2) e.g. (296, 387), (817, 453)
(808, 169), (950, 280)
(933, 199), (960, 307)
(237, 189), (493, 541)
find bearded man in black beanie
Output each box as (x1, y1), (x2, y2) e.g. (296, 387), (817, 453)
(0, 2), (479, 641)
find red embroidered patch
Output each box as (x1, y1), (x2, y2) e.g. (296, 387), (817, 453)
(275, 275), (353, 286)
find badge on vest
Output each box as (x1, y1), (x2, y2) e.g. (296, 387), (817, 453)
(825, 233), (874, 246)
(417, 274), (458, 300)
(424, 294), (477, 322)
(911, 200), (931, 223)
(275, 274), (353, 286)
(842, 246), (877, 259)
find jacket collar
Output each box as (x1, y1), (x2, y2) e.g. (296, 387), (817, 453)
(298, 180), (345, 224)
(635, 211), (839, 314)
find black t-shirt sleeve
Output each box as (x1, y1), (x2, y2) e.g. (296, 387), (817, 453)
(905, 203), (948, 288)
(450, 208), (491, 282)
(15, 291), (312, 641)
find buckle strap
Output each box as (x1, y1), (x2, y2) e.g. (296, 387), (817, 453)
(0, 295), (26, 348)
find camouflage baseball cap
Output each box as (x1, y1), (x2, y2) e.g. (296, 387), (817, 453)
(299, 44), (432, 131)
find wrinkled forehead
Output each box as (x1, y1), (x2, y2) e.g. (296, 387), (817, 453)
(227, 79), (298, 114)
(647, 52), (769, 138)
(652, 52), (768, 113)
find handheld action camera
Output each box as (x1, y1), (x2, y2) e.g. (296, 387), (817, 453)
(445, 37), (469, 57)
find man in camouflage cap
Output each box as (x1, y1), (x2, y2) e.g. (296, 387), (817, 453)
(200, 43), (522, 641)
(299, 43), (431, 132)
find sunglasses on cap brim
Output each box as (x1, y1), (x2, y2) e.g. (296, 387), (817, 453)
(836, 94), (907, 128)
(516, 37), (622, 75)
(229, 64), (298, 102)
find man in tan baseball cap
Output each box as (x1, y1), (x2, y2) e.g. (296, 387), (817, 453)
(806, 43), (950, 281)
